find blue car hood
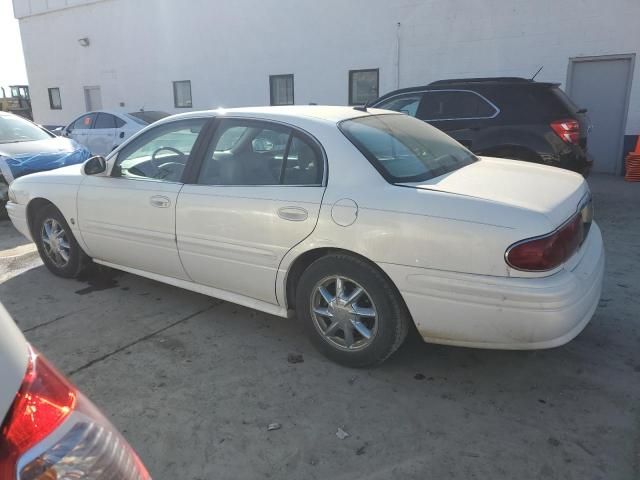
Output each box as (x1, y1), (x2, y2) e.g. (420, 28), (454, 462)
(0, 136), (91, 182)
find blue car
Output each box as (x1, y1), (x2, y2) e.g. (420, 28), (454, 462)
(0, 112), (91, 212)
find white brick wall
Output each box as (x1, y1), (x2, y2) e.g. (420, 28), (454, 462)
(13, 0), (640, 136)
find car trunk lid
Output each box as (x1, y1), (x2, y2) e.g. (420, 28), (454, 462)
(399, 157), (589, 228)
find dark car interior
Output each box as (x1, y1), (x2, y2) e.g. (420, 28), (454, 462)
(198, 125), (322, 186)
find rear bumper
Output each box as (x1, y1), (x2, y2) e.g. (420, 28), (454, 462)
(380, 223), (605, 349)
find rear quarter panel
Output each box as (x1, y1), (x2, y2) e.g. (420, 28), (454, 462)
(276, 128), (554, 306)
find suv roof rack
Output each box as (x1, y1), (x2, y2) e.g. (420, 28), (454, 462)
(428, 77), (534, 86)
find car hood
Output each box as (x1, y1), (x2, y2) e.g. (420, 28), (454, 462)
(400, 157), (588, 228)
(0, 136), (91, 182)
(0, 304), (29, 425)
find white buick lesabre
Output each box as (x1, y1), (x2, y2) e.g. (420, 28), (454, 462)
(6, 106), (604, 367)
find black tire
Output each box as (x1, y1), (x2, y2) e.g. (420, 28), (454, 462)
(296, 253), (410, 367)
(33, 204), (88, 278)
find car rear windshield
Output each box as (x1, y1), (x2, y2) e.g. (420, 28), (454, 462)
(0, 114), (53, 144)
(127, 111), (170, 125)
(339, 113), (476, 183)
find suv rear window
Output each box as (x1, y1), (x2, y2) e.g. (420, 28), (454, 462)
(339, 114), (476, 183)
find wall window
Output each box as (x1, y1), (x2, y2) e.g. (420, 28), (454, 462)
(269, 74), (294, 106)
(349, 69), (379, 105)
(48, 88), (62, 110)
(173, 80), (192, 108)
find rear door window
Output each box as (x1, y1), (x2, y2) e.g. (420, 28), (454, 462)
(196, 118), (323, 186)
(94, 113), (117, 129)
(417, 90), (497, 121)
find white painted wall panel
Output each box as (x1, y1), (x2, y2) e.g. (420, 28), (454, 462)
(12, 0), (640, 137)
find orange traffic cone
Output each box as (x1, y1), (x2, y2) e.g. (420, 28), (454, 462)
(625, 136), (640, 182)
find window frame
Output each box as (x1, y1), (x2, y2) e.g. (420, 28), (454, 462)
(269, 74), (295, 106)
(185, 116), (327, 187)
(110, 117), (210, 184)
(379, 89), (500, 122)
(48, 87), (62, 110)
(173, 80), (193, 109)
(348, 68), (380, 106)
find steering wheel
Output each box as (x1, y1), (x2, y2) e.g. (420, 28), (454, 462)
(151, 146), (186, 168)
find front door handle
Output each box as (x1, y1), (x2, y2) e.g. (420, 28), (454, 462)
(277, 206), (308, 222)
(150, 195), (171, 208)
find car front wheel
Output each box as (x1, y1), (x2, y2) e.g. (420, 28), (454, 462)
(296, 254), (410, 367)
(34, 204), (88, 278)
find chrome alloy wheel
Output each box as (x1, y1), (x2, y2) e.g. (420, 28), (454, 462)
(310, 276), (378, 351)
(41, 218), (71, 268)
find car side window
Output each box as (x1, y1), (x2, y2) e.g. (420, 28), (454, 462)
(376, 93), (423, 117)
(417, 91), (497, 121)
(94, 113), (117, 129)
(196, 119), (323, 186)
(112, 118), (206, 183)
(71, 113), (96, 130)
(114, 116), (126, 128)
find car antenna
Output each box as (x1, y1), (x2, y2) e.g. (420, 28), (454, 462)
(530, 66), (543, 81)
(353, 101), (370, 112)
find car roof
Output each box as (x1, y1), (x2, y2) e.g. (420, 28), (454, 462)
(156, 105), (396, 126)
(373, 78), (559, 103)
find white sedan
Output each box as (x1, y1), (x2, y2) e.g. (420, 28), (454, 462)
(0, 304), (150, 478)
(6, 106), (605, 367)
(59, 110), (169, 156)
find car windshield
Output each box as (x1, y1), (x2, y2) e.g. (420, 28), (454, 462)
(127, 111), (171, 125)
(339, 113), (476, 182)
(0, 114), (53, 144)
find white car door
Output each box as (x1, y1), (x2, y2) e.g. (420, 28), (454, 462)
(176, 118), (326, 304)
(87, 113), (118, 156)
(66, 112), (95, 149)
(77, 117), (208, 279)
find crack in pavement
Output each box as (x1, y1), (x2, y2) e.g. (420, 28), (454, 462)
(68, 301), (222, 377)
(23, 306), (94, 333)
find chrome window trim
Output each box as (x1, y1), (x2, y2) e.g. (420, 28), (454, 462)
(376, 89), (501, 121)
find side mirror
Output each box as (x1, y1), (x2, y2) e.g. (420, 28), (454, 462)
(83, 156), (107, 176)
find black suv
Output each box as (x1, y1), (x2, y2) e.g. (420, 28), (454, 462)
(371, 77), (592, 175)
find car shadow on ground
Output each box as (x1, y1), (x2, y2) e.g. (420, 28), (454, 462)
(1, 256), (637, 479)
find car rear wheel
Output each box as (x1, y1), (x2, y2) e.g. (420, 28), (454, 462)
(296, 254), (410, 367)
(34, 204), (88, 278)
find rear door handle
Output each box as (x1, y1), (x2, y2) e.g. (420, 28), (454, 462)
(278, 206), (308, 222)
(150, 195), (171, 208)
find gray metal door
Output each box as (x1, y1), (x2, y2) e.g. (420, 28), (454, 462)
(567, 55), (634, 174)
(84, 86), (102, 111)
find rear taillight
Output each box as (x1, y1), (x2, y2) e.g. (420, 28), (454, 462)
(506, 214), (584, 272)
(0, 348), (151, 480)
(550, 118), (580, 144)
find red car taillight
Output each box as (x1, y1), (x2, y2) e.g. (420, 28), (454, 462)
(506, 214), (584, 272)
(0, 348), (151, 480)
(550, 118), (580, 144)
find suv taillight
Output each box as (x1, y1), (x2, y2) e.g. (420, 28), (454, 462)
(550, 119), (580, 145)
(506, 214), (584, 272)
(0, 347), (151, 480)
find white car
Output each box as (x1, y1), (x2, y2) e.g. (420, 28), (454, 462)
(0, 304), (151, 478)
(60, 110), (169, 156)
(6, 106), (605, 367)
